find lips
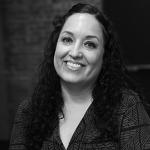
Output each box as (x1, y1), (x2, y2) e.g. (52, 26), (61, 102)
(64, 60), (85, 71)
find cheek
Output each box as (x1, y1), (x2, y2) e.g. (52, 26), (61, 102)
(97, 54), (103, 67)
(53, 53), (58, 72)
(53, 45), (61, 68)
(53, 48), (62, 65)
(93, 54), (104, 78)
(88, 50), (104, 66)
(54, 43), (68, 69)
(54, 43), (68, 59)
(54, 44), (61, 58)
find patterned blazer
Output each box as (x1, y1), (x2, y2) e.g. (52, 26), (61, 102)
(9, 89), (150, 150)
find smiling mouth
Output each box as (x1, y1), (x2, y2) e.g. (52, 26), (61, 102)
(65, 61), (84, 71)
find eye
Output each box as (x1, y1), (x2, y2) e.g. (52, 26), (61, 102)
(61, 37), (73, 45)
(84, 41), (97, 49)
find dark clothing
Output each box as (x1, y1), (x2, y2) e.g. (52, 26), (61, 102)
(9, 90), (150, 150)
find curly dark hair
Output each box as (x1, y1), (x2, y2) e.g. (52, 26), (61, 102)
(25, 3), (141, 150)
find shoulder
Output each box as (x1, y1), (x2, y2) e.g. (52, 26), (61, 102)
(14, 98), (32, 124)
(118, 88), (150, 132)
(118, 89), (150, 149)
(17, 98), (32, 113)
(9, 99), (32, 150)
(119, 88), (142, 114)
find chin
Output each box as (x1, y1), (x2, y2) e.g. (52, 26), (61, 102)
(61, 76), (82, 84)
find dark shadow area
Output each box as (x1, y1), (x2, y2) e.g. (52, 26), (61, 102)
(104, 0), (150, 65)
(129, 69), (150, 115)
(0, 140), (9, 150)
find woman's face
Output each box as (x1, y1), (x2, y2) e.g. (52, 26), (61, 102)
(54, 13), (104, 87)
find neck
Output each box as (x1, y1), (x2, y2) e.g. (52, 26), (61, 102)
(60, 81), (93, 106)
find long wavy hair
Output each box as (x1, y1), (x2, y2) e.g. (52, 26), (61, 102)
(26, 3), (140, 150)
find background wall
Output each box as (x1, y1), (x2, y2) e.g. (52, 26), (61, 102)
(104, 0), (150, 65)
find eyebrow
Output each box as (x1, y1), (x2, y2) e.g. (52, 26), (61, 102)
(61, 31), (100, 42)
(85, 35), (100, 42)
(61, 31), (73, 36)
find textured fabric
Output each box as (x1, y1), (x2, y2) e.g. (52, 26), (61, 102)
(9, 90), (150, 150)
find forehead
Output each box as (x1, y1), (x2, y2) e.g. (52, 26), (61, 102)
(61, 13), (103, 39)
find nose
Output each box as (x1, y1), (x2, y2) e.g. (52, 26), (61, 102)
(68, 41), (83, 58)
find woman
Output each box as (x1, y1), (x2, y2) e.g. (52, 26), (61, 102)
(9, 3), (150, 150)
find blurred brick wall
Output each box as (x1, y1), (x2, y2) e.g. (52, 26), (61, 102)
(1, 0), (103, 140)
(0, 0), (9, 141)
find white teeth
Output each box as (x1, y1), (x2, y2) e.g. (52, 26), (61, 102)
(66, 62), (81, 70)
(67, 62), (81, 67)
